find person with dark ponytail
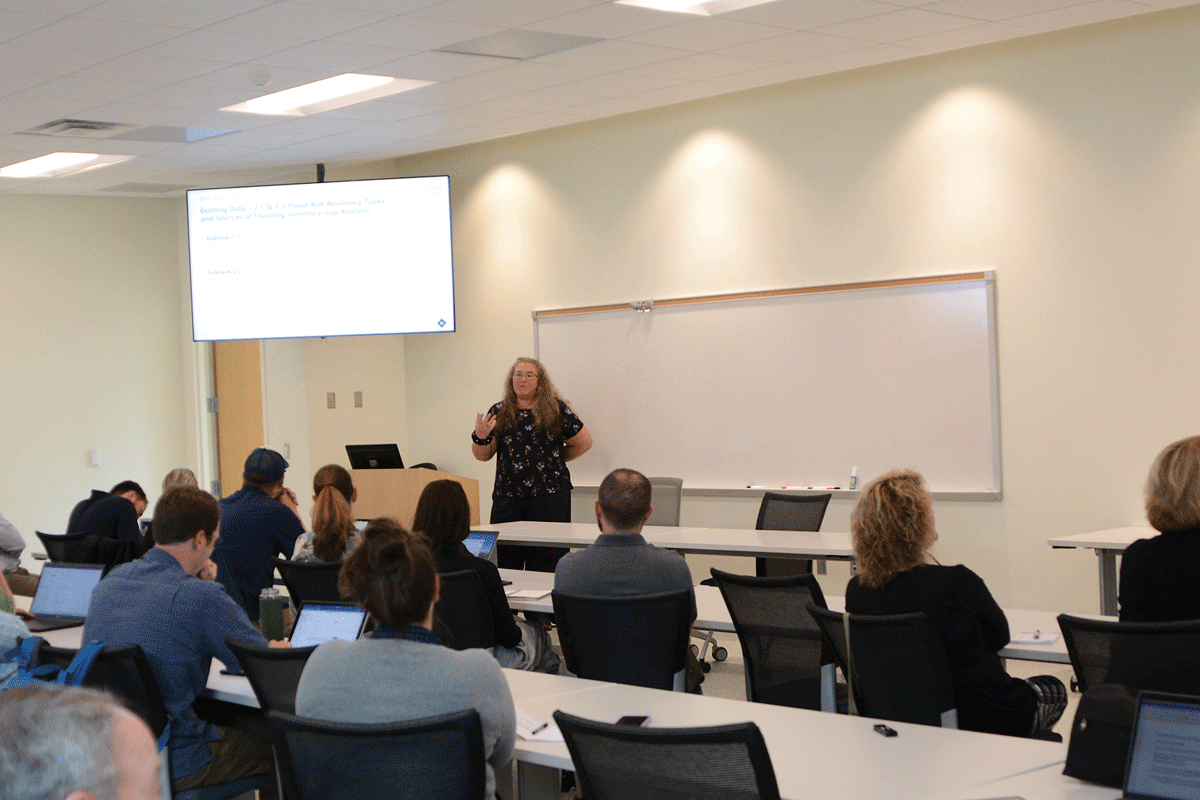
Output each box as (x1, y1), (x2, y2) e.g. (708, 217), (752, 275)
(415, 479), (558, 672)
(291, 465), (359, 563)
(296, 518), (515, 799)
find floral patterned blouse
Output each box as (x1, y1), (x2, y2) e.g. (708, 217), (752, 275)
(487, 400), (584, 498)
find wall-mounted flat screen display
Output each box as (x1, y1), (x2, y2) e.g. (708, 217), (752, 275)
(187, 175), (454, 341)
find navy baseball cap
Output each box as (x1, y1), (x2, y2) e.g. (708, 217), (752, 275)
(244, 448), (288, 482)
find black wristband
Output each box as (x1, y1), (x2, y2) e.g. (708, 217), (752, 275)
(472, 432), (493, 445)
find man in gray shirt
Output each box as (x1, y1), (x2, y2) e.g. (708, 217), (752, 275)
(554, 468), (696, 622)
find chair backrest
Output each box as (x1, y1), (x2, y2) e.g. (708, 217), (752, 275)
(36, 530), (96, 563)
(552, 589), (692, 691)
(272, 557), (344, 608)
(753, 492), (831, 577)
(31, 642), (169, 743)
(434, 570), (496, 650)
(710, 568), (832, 710)
(808, 604), (957, 728)
(645, 477), (684, 527)
(554, 711), (781, 800)
(224, 636), (317, 714)
(1058, 613), (1200, 694)
(267, 708), (485, 800)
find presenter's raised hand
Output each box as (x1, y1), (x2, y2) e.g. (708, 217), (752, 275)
(475, 412), (496, 440)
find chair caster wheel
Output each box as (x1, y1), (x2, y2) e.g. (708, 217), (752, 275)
(701, 661), (712, 673)
(713, 647), (728, 662)
(690, 644), (699, 656)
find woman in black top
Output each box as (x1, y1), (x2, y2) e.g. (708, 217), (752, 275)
(414, 480), (558, 673)
(845, 469), (1065, 737)
(1119, 436), (1200, 622)
(471, 357), (592, 572)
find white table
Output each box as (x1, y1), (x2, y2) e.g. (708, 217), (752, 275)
(507, 669), (1067, 800)
(500, 569), (1080, 665)
(1048, 527), (1153, 615)
(43, 626), (1067, 800)
(934, 762), (1115, 800)
(484, 520), (855, 563)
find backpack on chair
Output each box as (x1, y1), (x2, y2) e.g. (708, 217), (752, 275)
(2, 636), (105, 689)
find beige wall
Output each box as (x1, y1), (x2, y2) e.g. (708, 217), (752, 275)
(8, 7), (1200, 611)
(316, 6), (1200, 612)
(0, 194), (188, 540)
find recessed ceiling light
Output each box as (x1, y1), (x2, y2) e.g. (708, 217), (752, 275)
(221, 73), (433, 117)
(615, 0), (778, 15)
(0, 152), (132, 178)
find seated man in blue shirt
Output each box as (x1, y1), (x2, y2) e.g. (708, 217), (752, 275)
(67, 480), (147, 542)
(85, 485), (288, 797)
(218, 447), (305, 620)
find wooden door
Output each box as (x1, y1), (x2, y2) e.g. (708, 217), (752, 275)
(212, 341), (264, 499)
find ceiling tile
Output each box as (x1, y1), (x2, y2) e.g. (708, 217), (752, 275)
(533, 37), (689, 70)
(78, 0), (275, 28)
(622, 16), (791, 51)
(414, 0), (600, 29)
(627, 51), (772, 80)
(722, 0), (909, 30)
(328, 14), (498, 50)
(209, 2), (396, 39)
(531, 2), (684, 39)
(813, 8), (981, 42)
(139, 28), (307, 62)
(717, 29), (869, 62)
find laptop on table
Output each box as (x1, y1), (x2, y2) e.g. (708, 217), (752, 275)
(1123, 691), (1200, 800)
(24, 563), (104, 632)
(464, 531), (499, 564)
(288, 601), (369, 648)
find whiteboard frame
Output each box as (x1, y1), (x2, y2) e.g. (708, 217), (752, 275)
(534, 271), (1002, 501)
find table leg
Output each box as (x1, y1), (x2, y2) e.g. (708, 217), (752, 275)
(1097, 548), (1118, 616)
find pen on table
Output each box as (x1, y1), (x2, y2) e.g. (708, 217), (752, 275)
(530, 721), (548, 735)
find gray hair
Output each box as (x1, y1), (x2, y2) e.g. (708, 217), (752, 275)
(0, 686), (121, 800)
(162, 467), (199, 493)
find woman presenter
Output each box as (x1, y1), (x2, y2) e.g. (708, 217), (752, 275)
(472, 357), (592, 571)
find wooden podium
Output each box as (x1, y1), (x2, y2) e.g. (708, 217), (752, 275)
(350, 468), (481, 528)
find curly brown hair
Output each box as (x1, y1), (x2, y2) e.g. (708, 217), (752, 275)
(851, 469), (935, 589)
(1145, 436), (1200, 532)
(493, 357), (568, 433)
(338, 518), (436, 631)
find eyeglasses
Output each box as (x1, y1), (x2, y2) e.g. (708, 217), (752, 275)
(513, 371), (538, 380)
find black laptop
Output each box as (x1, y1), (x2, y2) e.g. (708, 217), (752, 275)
(345, 444), (403, 469)
(24, 563), (104, 632)
(1123, 691), (1200, 800)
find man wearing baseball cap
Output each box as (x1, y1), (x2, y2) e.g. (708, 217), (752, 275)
(217, 447), (305, 620)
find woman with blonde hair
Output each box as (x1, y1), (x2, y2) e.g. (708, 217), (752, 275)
(472, 357), (592, 571)
(846, 469), (1066, 737)
(1119, 435), (1200, 621)
(292, 464), (358, 563)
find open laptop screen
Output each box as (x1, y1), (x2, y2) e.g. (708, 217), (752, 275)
(464, 531), (498, 562)
(29, 563), (103, 618)
(1125, 692), (1200, 800)
(289, 602), (368, 648)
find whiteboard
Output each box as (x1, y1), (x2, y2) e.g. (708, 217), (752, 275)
(534, 273), (1000, 498)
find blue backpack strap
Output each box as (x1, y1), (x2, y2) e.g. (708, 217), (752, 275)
(57, 640), (105, 686)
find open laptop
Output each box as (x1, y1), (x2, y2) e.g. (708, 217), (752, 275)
(464, 531), (499, 564)
(1122, 691), (1200, 800)
(24, 563), (104, 632)
(288, 601), (368, 648)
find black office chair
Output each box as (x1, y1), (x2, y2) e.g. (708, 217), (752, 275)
(225, 636), (318, 715)
(809, 604), (957, 728)
(435, 569), (496, 650)
(553, 589), (693, 691)
(272, 557), (344, 608)
(32, 642), (273, 800)
(1058, 613), (1200, 694)
(34, 531), (139, 575)
(36, 530), (95, 563)
(553, 711), (781, 800)
(711, 568), (838, 711)
(755, 492), (831, 577)
(267, 708), (485, 800)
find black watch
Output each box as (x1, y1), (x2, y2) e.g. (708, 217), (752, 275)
(472, 432), (493, 445)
